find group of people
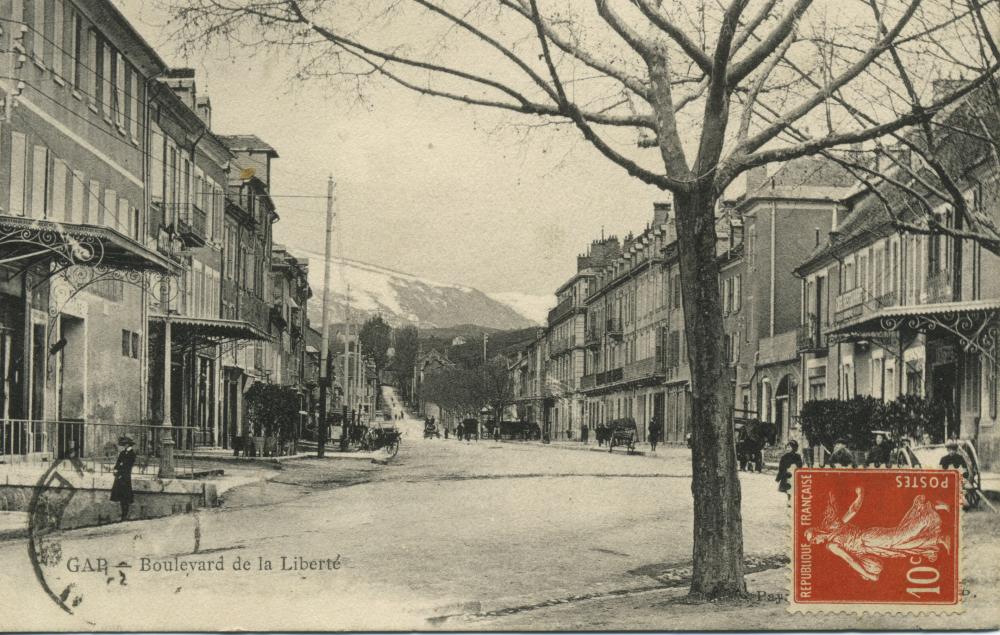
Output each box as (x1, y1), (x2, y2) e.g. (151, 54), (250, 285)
(774, 431), (973, 507)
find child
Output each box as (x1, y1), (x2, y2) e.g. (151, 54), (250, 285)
(776, 439), (803, 507)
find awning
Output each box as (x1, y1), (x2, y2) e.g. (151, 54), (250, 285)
(827, 299), (1000, 337)
(149, 314), (270, 351)
(825, 299), (1000, 369)
(305, 345), (320, 354)
(1, 216), (180, 274)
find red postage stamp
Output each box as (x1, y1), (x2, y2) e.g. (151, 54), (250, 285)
(791, 468), (961, 612)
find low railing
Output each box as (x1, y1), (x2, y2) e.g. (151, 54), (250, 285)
(597, 367), (624, 385)
(178, 203), (208, 242)
(547, 297), (576, 326)
(796, 313), (826, 352)
(0, 419), (196, 476)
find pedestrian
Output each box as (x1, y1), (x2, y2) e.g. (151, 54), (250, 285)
(823, 438), (857, 468)
(444, 426), (449, 440)
(457, 421), (464, 442)
(864, 431), (893, 468)
(776, 439), (802, 507)
(938, 440), (969, 477)
(110, 435), (136, 522)
(648, 418), (662, 452)
(493, 423), (501, 442)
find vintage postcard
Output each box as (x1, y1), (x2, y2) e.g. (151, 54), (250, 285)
(1, 0), (999, 631)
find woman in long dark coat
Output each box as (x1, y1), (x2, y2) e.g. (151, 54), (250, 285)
(776, 439), (803, 507)
(110, 436), (136, 521)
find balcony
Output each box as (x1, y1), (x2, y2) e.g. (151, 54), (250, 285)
(177, 204), (208, 247)
(547, 297), (576, 326)
(606, 318), (623, 339)
(623, 357), (662, 382)
(796, 313), (826, 353)
(580, 374), (597, 390)
(925, 268), (955, 304)
(585, 325), (601, 348)
(549, 336), (576, 355)
(596, 367), (624, 385)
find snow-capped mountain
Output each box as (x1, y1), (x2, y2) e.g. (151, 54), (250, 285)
(294, 250), (546, 329)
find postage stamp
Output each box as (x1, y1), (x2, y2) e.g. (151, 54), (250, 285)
(791, 468), (961, 613)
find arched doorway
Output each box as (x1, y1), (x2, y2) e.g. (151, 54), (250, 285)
(775, 374), (797, 444)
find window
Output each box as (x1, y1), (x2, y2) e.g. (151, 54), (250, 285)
(87, 179), (100, 225)
(872, 358), (883, 399)
(30, 146), (49, 219)
(103, 189), (117, 229)
(114, 52), (126, 128)
(121, 330), (130, 357)
(181, 157), (190, 210)
(31, 0), (45, 61)
(131, 332), (140, 359)
(733, 274), (742, 312)
(150, 131), (164, 202)
(72, 12), (83, 89)
(50, 159), (67, 221)
(53, 0), (64, 77)
(89, 30), (100, 108)
(70, 171), (84, 224)
(8, 132), (27, 215)
(117, 197), (129, 236)
(102, 41), (113, 119)
(128, 67), (139, 139)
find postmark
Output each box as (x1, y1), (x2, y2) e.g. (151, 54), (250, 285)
(791, 468), (960, 613)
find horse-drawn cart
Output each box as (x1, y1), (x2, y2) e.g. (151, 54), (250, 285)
(608, 418), (637, 454)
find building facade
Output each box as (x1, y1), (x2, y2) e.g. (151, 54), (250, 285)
(1, 0), (177, 459)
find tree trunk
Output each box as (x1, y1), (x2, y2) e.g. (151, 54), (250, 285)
(674, 187), (746, 599)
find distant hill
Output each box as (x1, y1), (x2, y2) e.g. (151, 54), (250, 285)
(294, 251), (546, 330)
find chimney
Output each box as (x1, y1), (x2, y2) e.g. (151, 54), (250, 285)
(653, 201), (672, 226)
(196, 95), (212, 129)
(164, 67), (197, 110)
(745, 166), (767, 196)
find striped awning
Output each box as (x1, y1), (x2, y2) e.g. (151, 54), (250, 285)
(149, 314), (270, 344)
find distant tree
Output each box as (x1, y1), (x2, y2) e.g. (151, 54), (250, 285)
(393, 325), (420, 402)
(476, 356), (517, 425)
(359, 315), (392, 408)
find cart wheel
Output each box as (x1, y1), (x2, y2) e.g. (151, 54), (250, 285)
(384, 437), (400, 459)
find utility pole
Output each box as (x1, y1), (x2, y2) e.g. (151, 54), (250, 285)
(356, 340), (364, 423)
(318, 176), (334, 458)
(340, 288), (351, 452)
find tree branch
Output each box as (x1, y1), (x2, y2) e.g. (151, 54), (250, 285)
(631, 0), (713, 74)
(728, 0), (813, 86)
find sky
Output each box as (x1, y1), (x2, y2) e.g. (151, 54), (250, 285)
(116, 1), (665, 299)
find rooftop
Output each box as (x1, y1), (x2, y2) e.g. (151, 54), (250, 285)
(218, 134), (280, 158)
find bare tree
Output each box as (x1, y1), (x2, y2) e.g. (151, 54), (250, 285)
(166, 0), (1000, 598)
